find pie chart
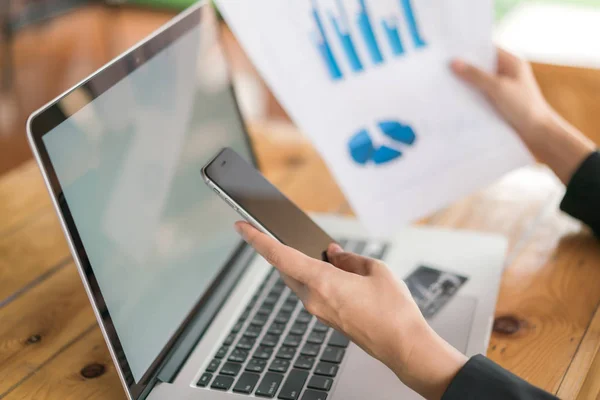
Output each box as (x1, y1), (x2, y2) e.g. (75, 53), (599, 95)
(348, 120), (416, 165)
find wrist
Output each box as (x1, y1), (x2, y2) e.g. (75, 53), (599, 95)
(530, 111), (595, 184)
(519, 104), (555, 153)
(388, 320), (467, 400)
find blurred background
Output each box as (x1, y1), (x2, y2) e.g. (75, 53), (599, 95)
(0, 0), (599, 175)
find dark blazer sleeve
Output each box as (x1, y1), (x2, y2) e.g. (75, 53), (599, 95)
(560, 151), (600, 236)
(442, 355), (558, 400)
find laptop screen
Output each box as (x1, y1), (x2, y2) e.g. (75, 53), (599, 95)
(40, 10), (251, 382)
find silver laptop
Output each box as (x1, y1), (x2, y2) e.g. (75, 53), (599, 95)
(27, 3), (506, 399)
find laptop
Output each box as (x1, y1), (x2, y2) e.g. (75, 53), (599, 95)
(27, 3), (506, 399)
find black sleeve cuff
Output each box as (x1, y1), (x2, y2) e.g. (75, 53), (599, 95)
(560, 151), (600, 236)
(442, 355), (558, 400)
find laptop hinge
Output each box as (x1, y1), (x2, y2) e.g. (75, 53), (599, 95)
(155, 245), (256, 384)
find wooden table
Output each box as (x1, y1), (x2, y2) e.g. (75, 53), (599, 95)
(0, 122), (599, 400)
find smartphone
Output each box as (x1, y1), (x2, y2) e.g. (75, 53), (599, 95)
(202, 147), (335, 261)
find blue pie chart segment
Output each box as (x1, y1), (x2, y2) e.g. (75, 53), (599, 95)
(378, 120), (416, 145)
(349, 129), (374, 165)
(372, 145), (402, 165)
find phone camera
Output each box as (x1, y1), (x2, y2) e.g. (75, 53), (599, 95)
(221, 161), (227, 166)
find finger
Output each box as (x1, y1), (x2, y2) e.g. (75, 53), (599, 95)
(327, 244), (376, 276)
(496, 48), (524, 76)
(329, 242), (344, 254)
(235, 221), (329, 284)
(450, 59), (497, 95)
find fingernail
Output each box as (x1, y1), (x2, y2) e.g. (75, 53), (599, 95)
(329, 243), (344, 254)
(451, 59), (465, 72)
(234, 222), (246, 239)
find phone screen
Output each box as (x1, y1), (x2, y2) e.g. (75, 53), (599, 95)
(204, 148), (335, 260)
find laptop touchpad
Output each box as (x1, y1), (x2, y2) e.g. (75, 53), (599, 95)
(428, 295), (478, 354)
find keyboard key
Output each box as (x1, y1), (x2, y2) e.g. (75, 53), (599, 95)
(257, 304), (274, 315)
(276, 346), (296, 360)
(223, 333), (236, 346)
(269, 359), (290, 373)
(281, 302), (296, 312)
(215, 346), (228, 359)
(237, 336), (256, 350)
(290, 323), (308, 335)
(220, 361), (242, 376)
(270, 284), (285, 295)
(253, 346), (274, 360)
(287, 293), (299, 302)
(306, 332), (326, 344)
(246, 358), (267, 373)
(233, 372), (261, 394)
(320, 347), (345, 364)
(308, 376), (333, 391)
(295, 311), (313, 324)
(312, 321), (330, 333)
(300, 344), (321, 357)
(283, 334), (302, 347)
(275, 311), (292, 324)
(231, 321), (244, 333)
(205, 359), (220, 373)
(263, 293), (280, 306)
(278, 369), (309, 400)
(301, 389), (328, 400)
(197, 372), (212, 387)
(268, 323), (286, 335)
(353, 240), (366, 255)
(337, 238), (348, 248)
(274, 277), (286, 286)
(314, 362), (339, 377)
(294, 355), (315, 370)
(255, 372), (284, 398)
(261, 334), (280, 347)
(210, 375), (234, 391)
(228, 349), (249, 363)
(244, 325), (262, 338)
(251, 314), (269, 327)
(328, 331), (350, 348)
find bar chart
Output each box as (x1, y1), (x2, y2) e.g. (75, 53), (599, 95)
(311, 0), (428, 80)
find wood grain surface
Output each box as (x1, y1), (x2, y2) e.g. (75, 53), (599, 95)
(559, 303), (600, 400)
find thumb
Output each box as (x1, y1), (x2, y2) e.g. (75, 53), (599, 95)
(451, 59), (498, 96)
(326, 243), (375, 276)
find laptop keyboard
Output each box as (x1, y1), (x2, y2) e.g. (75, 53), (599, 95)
(196, 238), (388, 399)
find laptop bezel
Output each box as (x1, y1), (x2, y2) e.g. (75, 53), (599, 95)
(26, 3), (259, 398)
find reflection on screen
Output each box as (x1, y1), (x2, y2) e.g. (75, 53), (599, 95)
(42, 13), (250, 382)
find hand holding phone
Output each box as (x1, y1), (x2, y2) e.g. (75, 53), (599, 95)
(202, 148), (335, 261)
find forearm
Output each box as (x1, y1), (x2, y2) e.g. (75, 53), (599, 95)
(528, 111), (595, 185)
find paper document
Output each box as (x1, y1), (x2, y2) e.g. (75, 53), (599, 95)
(216, 0), (532, 235)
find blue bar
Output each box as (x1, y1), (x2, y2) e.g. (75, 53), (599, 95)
(329, 0), (363, 72)
(356, 0), (384, 64)
(381, 19), (404, 56)
(311, 3), (343, 80)
(400, 0), (426, 48)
